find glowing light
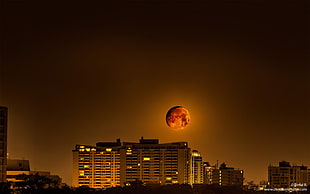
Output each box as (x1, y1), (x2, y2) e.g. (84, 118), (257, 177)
(143, 157), (150, 161)
(192, 152), (200, 157)
(106, 148), (112, 152)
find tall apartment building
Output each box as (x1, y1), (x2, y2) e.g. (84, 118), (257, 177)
(72, 139), (121, 189)
(268, 161), (309, 188)
(203, 163), (243, 186)
(72, 138), (191, 188)
(120, 137), (191, 185)
(0, 106), (8, 182)
(191, 150), (203, 184)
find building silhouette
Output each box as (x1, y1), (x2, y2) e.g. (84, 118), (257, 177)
(72, 137), (191, 188)
(0, 106), (8, 182)
(191, 150), (203, 184)
(268, 161), (309, 189)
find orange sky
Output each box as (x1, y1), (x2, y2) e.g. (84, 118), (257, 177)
(1, 0), (309, 184)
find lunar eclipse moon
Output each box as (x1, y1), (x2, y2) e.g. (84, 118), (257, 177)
(166, 106), (190, 130)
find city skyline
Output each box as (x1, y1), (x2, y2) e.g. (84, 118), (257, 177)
(1, 0), (309, 186)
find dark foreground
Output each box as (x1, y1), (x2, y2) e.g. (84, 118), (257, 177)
(1, 178), (309, 194)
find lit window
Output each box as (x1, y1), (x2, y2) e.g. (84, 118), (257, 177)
(192, 152), (200, 157)
(166, 177), (172, 180)
(106, 148), (112, 152)
(86, 148), (90, 152)
(91, 148), (96, 151)
(84, 165), (89, 168)
(143, 157), (150, 161)
(172, 180), (178, 184)
(80, 146), (85, 148)
(126, 150), (132, 155)
(137, 163), (140, 166)
(79, 171), (84, 176)
(79, 149), (85, 152)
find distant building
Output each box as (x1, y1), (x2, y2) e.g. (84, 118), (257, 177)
(6, 159), (62, 184)
(268, 161), (309, 189)
(0, 106), (8, 182)
(203, 162), (214, 184)
(203, 162), (243, 186)
(191, 150), (203, 184)
(72, 138), (191, 188)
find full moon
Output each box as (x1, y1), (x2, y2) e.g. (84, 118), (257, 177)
(166, 106), (190, 130)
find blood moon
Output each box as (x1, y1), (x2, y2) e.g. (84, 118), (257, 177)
(166, 106), (190, 130)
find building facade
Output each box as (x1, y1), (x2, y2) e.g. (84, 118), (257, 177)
(268, 161), (309, 189)
(0, 106), (8, 182)
(72, 138), (191, 188)
(203, 163), (243, 186)
(191, 150), (203, 184)
(203, 162), (214, 184)
(6, 159), (62, 186)
(120, 138), (191, 185)
(72, 140), (121, 189)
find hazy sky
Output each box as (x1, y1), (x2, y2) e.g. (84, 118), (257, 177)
(1, 0), (309, 184)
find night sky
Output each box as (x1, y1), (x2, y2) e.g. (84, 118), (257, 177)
(1, 0), (309, 184)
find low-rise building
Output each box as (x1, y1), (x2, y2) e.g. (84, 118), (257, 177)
(268, 161), (309, 189)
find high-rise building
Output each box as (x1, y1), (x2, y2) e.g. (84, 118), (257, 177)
(120, 137), (191, 185)
(191, 150), (203, 184)
(203, 162), (214, 184)
(0, 106), (8, 182)
(72, 139), (121, 189)
(268, 161), (309, 189)
(72, 138), (192, 188)
(203, 163), (243, 186)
